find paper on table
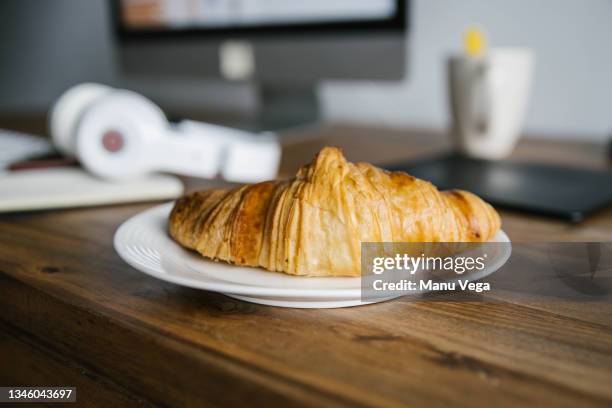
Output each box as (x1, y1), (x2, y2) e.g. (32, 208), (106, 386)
(0, 167), (183, 213)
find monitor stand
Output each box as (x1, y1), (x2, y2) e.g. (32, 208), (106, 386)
(255, 85), (321, 132)
(166, 85), (321, 136)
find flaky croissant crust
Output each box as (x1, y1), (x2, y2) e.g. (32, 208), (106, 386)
(169, 147), (501, 276)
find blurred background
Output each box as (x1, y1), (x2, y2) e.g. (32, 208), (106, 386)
(1, 0), (611, 220)
(1, 0), (611, 139)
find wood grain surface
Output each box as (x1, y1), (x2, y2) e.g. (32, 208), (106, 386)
(1, 123), (611, 407)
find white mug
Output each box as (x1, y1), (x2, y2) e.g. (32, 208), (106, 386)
(448, 48), (534, 160)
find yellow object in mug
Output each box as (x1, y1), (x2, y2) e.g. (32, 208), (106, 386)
(464, 26), (487, 57)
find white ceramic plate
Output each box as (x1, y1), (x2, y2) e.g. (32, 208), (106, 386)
(114, 203), (511, 308)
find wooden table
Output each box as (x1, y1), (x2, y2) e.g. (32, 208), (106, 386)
(1, 124), (612, 407)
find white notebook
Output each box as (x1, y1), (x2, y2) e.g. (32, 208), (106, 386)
(0, 167), (183, 213)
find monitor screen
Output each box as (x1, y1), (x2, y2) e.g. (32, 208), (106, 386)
(113, 0), (408, 86)
(116, 0), (403, 33)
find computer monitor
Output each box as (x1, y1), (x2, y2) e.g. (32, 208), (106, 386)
(112, 0), (409, 130)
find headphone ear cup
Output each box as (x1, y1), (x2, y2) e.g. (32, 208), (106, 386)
(74, 90), (168, 179)
(49, 83), (113, 156)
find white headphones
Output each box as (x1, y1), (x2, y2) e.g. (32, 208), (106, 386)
(49, 83), (281, 183)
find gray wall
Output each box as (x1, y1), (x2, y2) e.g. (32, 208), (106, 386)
(323, 0), (612, 140)
(1, 0), (611, 140)
(0, 0), (116, 112)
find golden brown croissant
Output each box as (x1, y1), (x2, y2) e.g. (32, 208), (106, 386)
(169, 147), (501, 277)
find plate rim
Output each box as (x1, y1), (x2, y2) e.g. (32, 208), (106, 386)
(114, 202), (512, 299)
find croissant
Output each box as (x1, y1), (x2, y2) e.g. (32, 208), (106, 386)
(169, 147), (501, 277)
